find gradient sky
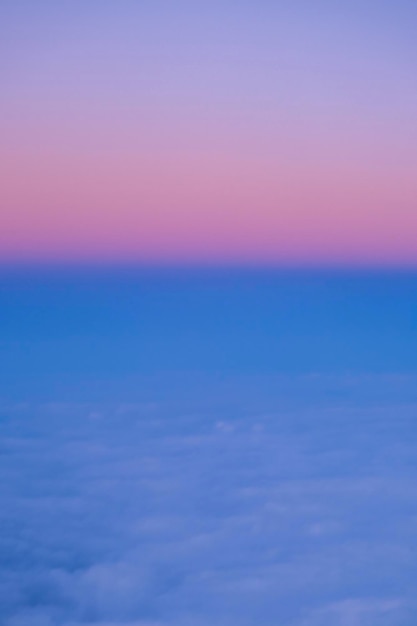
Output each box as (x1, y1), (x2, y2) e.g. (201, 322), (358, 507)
(1, 0), (416, 265)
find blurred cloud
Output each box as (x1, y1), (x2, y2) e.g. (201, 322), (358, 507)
(1, 374), (416, 625)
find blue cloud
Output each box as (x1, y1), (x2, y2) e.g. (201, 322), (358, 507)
(1, 374), (416, 625)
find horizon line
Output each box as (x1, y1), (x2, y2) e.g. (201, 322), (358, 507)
(1, 259), (417, 275)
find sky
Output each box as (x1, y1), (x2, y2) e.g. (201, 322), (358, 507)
(1, 0), (416, 265)
(1, 269), (417, 398)
(1, 4), (417, 624)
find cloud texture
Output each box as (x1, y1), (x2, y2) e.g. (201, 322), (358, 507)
(1, 374), (416, 625)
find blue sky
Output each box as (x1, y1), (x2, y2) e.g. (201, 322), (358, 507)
(1, 270), (417, 401)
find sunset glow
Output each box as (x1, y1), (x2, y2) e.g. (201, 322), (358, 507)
(1, 1), (416, 266)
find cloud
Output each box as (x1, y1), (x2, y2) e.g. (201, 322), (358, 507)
(1, 374), (417, 625)
(297, 598), (408, 626)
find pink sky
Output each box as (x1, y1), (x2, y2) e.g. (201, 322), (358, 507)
(1, 1), (416, 266)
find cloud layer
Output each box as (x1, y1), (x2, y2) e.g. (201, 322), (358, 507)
(1, 374), (416, 625)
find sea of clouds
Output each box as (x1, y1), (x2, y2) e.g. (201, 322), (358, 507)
(1, 374), (417, 626)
